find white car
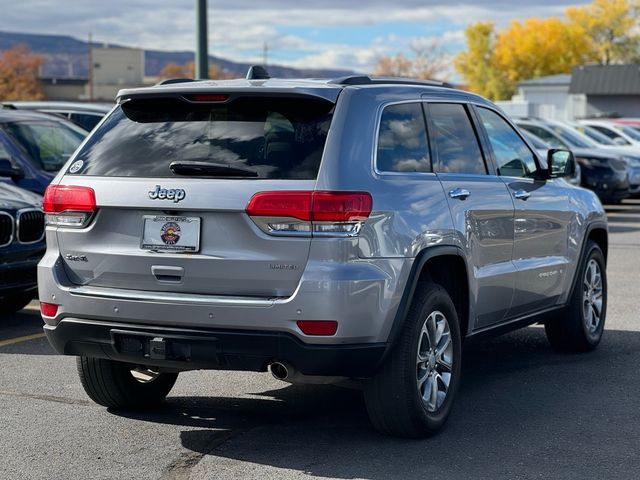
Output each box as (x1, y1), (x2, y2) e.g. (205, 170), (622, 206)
(578, 120), (640, 149)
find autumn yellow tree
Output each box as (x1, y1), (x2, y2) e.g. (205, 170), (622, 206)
(453, 22), (510, 100)
(158, 61), (224, 80)
(493, 17), (593, 90)
(566, 0), (640, 64)
(0, 44), (44, 101)
(455, 0), (640, 100)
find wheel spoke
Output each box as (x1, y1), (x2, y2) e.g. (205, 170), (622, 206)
(436, 354), (453, 373)
(417, 368), (429, 390)
(584, 300), (593, 326)
(417, 331), (430, 364)
(592, 296), (603, 316)
(435, 317), (445, 345)
(436, 333), (451, 358)
(426, 313), (438, 350)
(435, 373), (449, 409)
(429, 375), (438, 411)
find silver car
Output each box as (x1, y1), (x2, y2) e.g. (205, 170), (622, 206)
(39, 71), (608, 438)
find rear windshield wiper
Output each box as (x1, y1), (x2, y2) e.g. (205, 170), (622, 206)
(169, 160), (259, 178)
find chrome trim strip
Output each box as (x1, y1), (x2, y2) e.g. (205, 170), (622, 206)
(16, 208), (45, 245)
(0, 211), (14, 248)
(66, 285), (284, 307)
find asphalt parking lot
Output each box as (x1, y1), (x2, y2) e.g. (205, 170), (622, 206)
(2, 201), (640, 480)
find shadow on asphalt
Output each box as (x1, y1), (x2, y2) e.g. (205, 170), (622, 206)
(112, 327), (640, 479)
(0, 307), (56, 355)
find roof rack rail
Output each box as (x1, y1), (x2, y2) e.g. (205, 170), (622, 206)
(157, 78), (196, 86)
(329, 75), (453, 88)
(246, 65), (270, 80)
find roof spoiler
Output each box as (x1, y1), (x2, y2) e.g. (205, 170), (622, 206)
(156, 78), (196, 86)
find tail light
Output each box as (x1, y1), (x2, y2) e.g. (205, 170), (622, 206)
(297, 320), (338, 336)
(43, 185), (96, 228)
(246, 191), (372, 237)
(40, 302), (59, 317)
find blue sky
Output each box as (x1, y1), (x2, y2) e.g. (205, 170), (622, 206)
(1, 0), (593, 75)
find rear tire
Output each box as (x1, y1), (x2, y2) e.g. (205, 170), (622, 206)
(0, 292), (34, 315)
(77, 356), (178, 409)
(364, 282), (462, 438)
(545, 240), (607, 352)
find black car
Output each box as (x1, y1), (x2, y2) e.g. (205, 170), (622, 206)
(518, 125), (630, 203)
(2, 101), (112, 131)
(0, 183), (45, 314)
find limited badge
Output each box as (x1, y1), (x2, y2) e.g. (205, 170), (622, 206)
(68, 160), (84, 174)
(160, 222), (181, 245)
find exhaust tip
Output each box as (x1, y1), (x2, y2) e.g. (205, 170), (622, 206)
(269, 362), (289, 381)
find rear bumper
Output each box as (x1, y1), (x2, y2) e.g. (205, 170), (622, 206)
(0, 257), (41, 297)
(44, 318), (386, 377)
(582, 170), (630, 202)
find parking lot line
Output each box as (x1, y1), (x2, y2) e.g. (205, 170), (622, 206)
(0, 332), (46, 347)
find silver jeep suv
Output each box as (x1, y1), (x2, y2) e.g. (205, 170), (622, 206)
(39, 72), (608, 437)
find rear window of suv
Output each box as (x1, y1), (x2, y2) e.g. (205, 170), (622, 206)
(71, 96), (334, 179)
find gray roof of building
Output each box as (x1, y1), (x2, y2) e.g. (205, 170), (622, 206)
(519, 74), (571, 87)
(570, 64), (640, 95)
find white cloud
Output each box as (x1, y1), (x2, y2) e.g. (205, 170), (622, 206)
(1, 0), (592, 72)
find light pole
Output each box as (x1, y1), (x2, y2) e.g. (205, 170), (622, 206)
(195, 0), (208, 79)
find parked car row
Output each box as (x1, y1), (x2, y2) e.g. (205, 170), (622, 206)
(0, 102), (110, 314)
(513, 117), (640, 203)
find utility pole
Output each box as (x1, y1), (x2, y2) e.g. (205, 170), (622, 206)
(195, 0), (209, 79)
(263, 42), (268, 68)
(88, 32), (93, 102)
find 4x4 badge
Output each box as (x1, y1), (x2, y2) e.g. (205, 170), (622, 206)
(148, 185), (186, 203)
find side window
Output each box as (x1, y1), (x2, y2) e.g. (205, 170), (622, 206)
(428, 103), (486, 174)
(477, 108), (538, 178)
(69, 113), (103, 131)
(376, 103), (430, 173)
(519, 125), (565, 149)
(0, 141), (12, 161)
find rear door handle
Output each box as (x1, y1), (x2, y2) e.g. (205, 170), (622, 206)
(513, 190), (531, 201)
(448, 188), (471, 200)
(152, 265), (184, 283)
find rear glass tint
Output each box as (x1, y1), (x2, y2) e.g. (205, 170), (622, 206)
(71, 96), (334, 179)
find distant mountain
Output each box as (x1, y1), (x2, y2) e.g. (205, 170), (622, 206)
(0, 31), (356, 79)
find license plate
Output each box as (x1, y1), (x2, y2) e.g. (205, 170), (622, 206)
(141, 215), (201, 252)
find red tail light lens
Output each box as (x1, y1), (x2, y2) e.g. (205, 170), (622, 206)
(186, 94), (229, 102)
(40, 302), (58, 317)
(246, 191), (313, 221)
(297, 320), (338, 336)
(312, 192), (372, 222)
(246, 191), (372, 237)
(43, 185), (96, 228)
(43, 185), (96, 213)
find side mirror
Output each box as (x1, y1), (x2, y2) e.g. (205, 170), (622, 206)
(0, 158), (24, 180)
(613, 137), (628, 146)
(547, 149), (574, 179)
